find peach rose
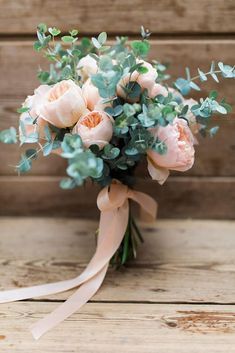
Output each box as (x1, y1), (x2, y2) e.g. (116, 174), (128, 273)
(77, 55), (98, 82)
(82, 78), (109, 111)
(19, 85), (50, 143)
(37, 80), (87, 128)
(117, 60), (158, 99)
(149, 83), (168, 98)
(72, 110), (113, 149)
(147, 118), (195, 184)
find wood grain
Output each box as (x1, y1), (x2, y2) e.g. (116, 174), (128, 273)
(0, 0), (235, 35)
(0, 218), (235, 351)
(0, 218), (235, 303)
(0, 302), (235, 352)
(0, 176), (235, 218)
(0, 40), (234, 99)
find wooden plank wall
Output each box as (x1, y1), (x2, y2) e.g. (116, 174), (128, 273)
(0, 0), (235, 218)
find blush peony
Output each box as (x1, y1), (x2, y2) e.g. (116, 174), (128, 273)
(19, 85), (50, 143)
(147, 118), (195, 184)
(72, 110), (113, 149)
(37, 80), (87, 128)
(77, 55), (98, 82)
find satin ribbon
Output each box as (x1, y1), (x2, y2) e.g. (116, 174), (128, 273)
(0, 181), (157, 339)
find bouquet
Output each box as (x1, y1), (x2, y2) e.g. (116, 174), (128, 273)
(0, 24), (234, 339)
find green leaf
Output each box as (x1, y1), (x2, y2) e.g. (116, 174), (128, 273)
(37, 23), (47, 33)
(131, 40), (150, 57)
(174, 78), (191, 95)
(123, 103), (136, 117)
(17, 106), (30, 114)
(98, 32), (107, 45)
(220, 99), (232, 113)
(140, 26), (151, 39)
(99, 55), (113, 71)
(198, 68), (207, 82)
(62, 36), (76, 43)
(92, 37), (101, 49)
(211, 72), (219, 83)
(43, 142), (53, 156)
(189, 81), (201, 91)
(152, 139), (167, 155)
(215, 104), (227, 114)
(136, 65), (149, 74)
(209, 90), (218, 100)
(181, 104), (189, 116)
(48, 27), (61, 36)
(33, 41), (42, 52)
(60, 178), (77, 189)
(44, 125), (52, 142)
(121, 228), (130, 265)
(209, 126), (219, 137)
(210, 61), (215, 73)
(125, 82), (142, 99)
(61, 134), (83, 158)
(71, 48), (81, 57)
(69, 29), (79, 37)
(185, 67), (191, 81)
(0, 127), (17, 144)
(37, 70), (50, 84)
(25, 149), (37, 160)
(218, 62), (235, 78)
(102, 144), (120, 159)
(17, 155), (32, 173)
(125, 147), (139, 156)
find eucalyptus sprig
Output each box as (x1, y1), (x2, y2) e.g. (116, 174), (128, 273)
(174, 61), (235, 95)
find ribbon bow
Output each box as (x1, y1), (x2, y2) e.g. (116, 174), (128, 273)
(0, 181), (157, 339)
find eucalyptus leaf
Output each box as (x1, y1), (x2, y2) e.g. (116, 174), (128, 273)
(0, 127), (17, 144)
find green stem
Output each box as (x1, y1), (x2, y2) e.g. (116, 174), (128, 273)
(121, 209), (131, 265)
(110, 206), (144, 267)
(131, 217), (144, 243)
(190, 70), (222, 83)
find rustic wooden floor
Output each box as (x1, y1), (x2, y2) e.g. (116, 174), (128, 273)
(0, 217), (235, 352)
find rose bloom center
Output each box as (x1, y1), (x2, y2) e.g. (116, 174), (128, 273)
(81, 112), (102, 129)
(178, 123), (189, 142)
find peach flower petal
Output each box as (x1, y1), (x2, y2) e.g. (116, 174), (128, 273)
(77, 55), (98, 82)
(73, 110), (113, 149)
(19, 85), (51, 143)
(147, 118), (195, 184)
(38, 80), (87, 128)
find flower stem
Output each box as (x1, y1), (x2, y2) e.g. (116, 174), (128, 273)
(111, 207), (144, 268)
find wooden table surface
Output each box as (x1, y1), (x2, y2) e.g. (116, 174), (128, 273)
(0, 217), (235, 352)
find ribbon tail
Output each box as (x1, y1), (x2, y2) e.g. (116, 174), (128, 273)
(0, 278), (81, 304)
(0, 206), (128, 304)
(0, 183), (141, 340)
(30, 202), (129, 339)
(31, 264), (109, 340)
(129, 190), (157, 221)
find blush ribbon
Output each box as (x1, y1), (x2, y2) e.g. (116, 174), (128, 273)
(0, 181), (157, 339)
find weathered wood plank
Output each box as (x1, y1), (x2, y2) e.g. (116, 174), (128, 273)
(0, 40), (234, 99)
(0, 0), (235, 34)
(0, 302), (235, 352)
(0, 218), (235, 303)
(1, 99), (235, 176)
(0, 176), (235, 218)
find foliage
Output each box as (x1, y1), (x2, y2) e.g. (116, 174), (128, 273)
(174, 62), (235, 96)
(0, 24), (234, 186)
